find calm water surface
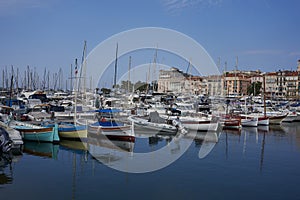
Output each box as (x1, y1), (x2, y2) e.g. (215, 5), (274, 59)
(1, 123), (300, 200)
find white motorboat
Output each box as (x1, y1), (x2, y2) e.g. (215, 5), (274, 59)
(178, 116), (219, 131)
(241, 117), (258, 127)
(268, 114), (288, 125)
(248, 114), (269, 126)
(128, 113), (178, 134)
(282, 112), (297, 123)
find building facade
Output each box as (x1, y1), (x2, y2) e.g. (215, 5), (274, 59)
(223, 71), (251, 96)
(157, 67), (206, 95)
(206, 75), (223, 96)
(157, 62), (300, 99)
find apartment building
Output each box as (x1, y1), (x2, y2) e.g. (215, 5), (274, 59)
(223, 71), (251, 96)
(157, 62), (300, 99)
(206, 75), (223, 96)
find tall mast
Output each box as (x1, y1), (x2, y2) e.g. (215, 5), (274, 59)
(263, 74), (266, 116)
(5, 66), (8, 90)
(153, 48), (157, 88)
(27, 65), (30, 91)
(78, 40), (87, 93)
(113, 43), (118, 89)
(70, 64), (73, 91)
(2, 69), (4, 91)
(128, 56), (131, 93)
(43, 68), (46, 90)
(47, 70), (50, 92)
(9, 66), (14, 106)
(146, 62), (151, 93)
(74, 59), (78, 124)
(15, 68), (19, 92)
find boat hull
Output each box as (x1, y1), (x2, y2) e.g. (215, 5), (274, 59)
(58, 125), (87, 139)
(282, 114), (297, 123)
(269, 114), (287, 125)
(12, 122), (60, 143)
(257, 116), (269, 126)
(129, 116), (177, 133)
(181, 120), (219, 131)
(17, 127), (56, 142)
(88, 124), (135, 142)
(241, 118), (258, 127)
(222, 119), (241, 129)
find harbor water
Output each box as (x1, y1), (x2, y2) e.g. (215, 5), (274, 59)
(1, 123), (300, 200)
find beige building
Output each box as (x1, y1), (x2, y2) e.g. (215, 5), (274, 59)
(205, 75), (223, 96)
(223, 71), (251, 96)
(264, 72), (277, 98)
(157, 67), (204, 94)
(157, 64), (300, 99)
(264, 70), (299, 99)
(157, 67), (186, 93)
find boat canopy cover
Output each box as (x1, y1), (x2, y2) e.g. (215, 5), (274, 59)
(149, 111), (165, 124)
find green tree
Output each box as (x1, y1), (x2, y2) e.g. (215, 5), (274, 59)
(120, 80), (134, 92)
(134, 81), (149, 92)
(101, 87), (111, 94)
(247, 82), (262, 96)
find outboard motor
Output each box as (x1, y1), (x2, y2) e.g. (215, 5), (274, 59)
(0, 127), (13, 153)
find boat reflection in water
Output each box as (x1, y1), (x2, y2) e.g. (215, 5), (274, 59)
(87, 130), (135, 166)
(86, 125), (223, 173)
(59, 139), (88, 152)
(184, 130), (221, 159)
(23, 141), (59, 159)
(0, 152), (22, 185)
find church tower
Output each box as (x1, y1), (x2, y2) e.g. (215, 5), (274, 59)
(297, 59), (300, 72)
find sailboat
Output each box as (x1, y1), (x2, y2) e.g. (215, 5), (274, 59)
(57, 55), (88, 139)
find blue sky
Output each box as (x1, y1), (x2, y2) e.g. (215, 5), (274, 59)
(0, 0), (299, 88)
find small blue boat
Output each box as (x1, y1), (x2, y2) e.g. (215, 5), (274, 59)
(10, 121), (60, 143)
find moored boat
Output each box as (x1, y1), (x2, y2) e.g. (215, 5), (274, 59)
(220, 114), (241, 129)
(57, 123), (87, 139)
(77, 109), (135, 142)
(10, 121), (60, 143)
(222, 118), (241, 129)
(257, 116), (269, 126)
(241, 117), (258, 127)
(282, 112), (297, 123)
(268, 114), (288, 125)
(179, 117), (219, 131)
(128, 115), (177, 133)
